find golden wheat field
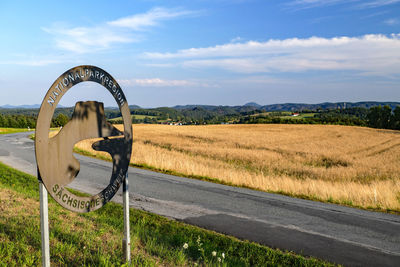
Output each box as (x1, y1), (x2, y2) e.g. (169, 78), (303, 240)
(74, 124), (400, 211)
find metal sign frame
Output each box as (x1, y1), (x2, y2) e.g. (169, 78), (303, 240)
(35, 65), (132, 212)
(35, 65), (133, 265)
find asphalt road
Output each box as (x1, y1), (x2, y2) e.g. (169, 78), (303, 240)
(0, 132), (399, 267)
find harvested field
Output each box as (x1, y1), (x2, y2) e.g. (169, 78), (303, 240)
(74, 124), (400, 212)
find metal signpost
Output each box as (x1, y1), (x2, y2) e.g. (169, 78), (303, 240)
(35, 65), (133, 266)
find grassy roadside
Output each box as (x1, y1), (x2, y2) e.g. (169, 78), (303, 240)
(0, 128), (32, 134)
(0, 162), (336, 266)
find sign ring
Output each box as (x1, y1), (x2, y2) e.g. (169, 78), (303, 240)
(35, 65), (132, 212)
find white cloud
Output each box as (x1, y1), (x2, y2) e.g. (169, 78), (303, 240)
(118, 78), (217, 88)
(44, 7), (194, 53)
(287, 0), (400, 9)
(145, 33), (400, 75)
(384, 18), (399, 25)
(118, 78), (193, 87)
(42, 26), (133, 53)
(108, 7), (194, 30)
(230, 36), (243, 43)
(358, 0), (400, 8)
(221, 75), (294, 85)
(288, 0), (346, 7)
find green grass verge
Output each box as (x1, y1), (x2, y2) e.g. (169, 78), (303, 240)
(0, 128), (32, 134)
(0, 161), (336, 266)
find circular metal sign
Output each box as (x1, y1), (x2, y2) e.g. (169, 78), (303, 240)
(35, 65), (132, 212)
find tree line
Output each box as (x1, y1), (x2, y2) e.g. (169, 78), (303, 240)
(0, 113), (70, 128)
(2, 105), (400, 130)
(0, 114), (36, 128)
(367, 105), (400, 130)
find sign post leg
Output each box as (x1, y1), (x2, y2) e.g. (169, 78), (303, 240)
(123, 173), (131, 263)
(39, 179), (50, 267)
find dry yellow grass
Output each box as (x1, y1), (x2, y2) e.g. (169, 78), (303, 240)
(73, 124), (400, 211)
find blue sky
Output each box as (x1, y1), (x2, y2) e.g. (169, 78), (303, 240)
(0, 0), (399, 107)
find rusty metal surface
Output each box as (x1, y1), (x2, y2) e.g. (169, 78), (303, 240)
(35, 65), (132, 212)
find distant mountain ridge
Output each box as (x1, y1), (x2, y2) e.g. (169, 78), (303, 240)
(171, 101), (400, 112)
(2, 101), (400, 126)
(0, 104), (69, 109)
(259, 101), (400, 111)
(0, 104), (41, 109)
(243, 102), (262, 108)
(1, 101), (399, 112)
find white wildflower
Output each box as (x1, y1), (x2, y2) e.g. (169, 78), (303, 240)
(222, 252), (225, 259)
(183, 243), (188, 249)
(218, 257), (221, 262)
(196, 236), (203, 247)
(212, 251), (217, 257)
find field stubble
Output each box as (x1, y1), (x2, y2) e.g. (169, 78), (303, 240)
(74, 124), (400, 212)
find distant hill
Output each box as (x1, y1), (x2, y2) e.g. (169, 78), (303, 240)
(0, 104), (41, 109)
(1, 101), (399, 119)
(129, 105), (142, 109)
(2, 101), (398, 112)
(0, 104), (70, 109)
(169, 101), (400, 113)
(244, 102), (262, 108)
(173, 104), (220, 111)
(2, 101), (400, 128)
(260, 102), (400, 111)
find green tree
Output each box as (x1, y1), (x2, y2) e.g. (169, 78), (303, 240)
(367, 105), (392, 129)
(8, 116), (18, 128)
(2, 116), (10, 127)
(16, 115), (27, 128)
(391, 106), (400, 130)
(53, 114), (69, 127)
